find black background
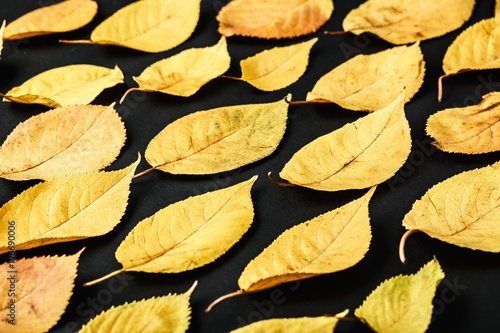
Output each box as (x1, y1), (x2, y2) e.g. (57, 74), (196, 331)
(1, 1), (500, 332)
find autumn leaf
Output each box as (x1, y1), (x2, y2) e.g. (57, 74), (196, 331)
(0, 157), (139, 254)
(355, 258), (444, 333)
(85, 177), (256, 285)
(143, 97), (288, 176)
(496, 0), (500, 17)
(223, 38), (317, 91)
(0, 104), (126, 181)
(120, 37), (230, 101)
(277, 91), (410, 192)
(1, 64), (124, 108)
(217, 0), (334, 39)
(3, 0), (97, 40)
(207, 187), (375, 311)
(78, 282), (196, 333)
(426, 92), (500, 154)
(303, 43), (424, 112)
(341, 0), (475, 45)
(0, 249), (83, 333)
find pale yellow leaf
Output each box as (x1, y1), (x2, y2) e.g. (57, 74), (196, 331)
(343, 0), (475, 45)
(0, 250), (82, 333)
(355, 258), (445, 333)
(78, 282), (196, 333)
(217, 0), (333, 39)
(2, 64), (124, 108)
(426, 92), (500, 154)
(0, 157), (139, 254)
(280, 91), (410, 192)
(145, 98), (288, 175)
(237, 38), (317, 91)
(306, 43), (424, 111)
(0, 104), (126, 181)
(89, 0), (201, 53)
(3, 0), (97, 40)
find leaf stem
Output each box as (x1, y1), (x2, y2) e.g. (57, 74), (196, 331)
(120, 88), (141, 104)
(438, 74), (451, 102)
(205, 290), (244, 312)
(324, 30), (349, 36)
(133, 167), (156, 179)
(283, 96), (331, 105)
(399, 229), (421, 264)
(84, 269), (124, 287)
(220, 75), (244, 81)
(59, 39), (95, 44)
(267, 172), (295, 187)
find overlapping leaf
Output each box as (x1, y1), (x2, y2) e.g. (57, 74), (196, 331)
(217, 0), (334, 39)
(0, 250), (82, 333)
(342, 0), (475, 44)
(3, 0), (97, 40)
(1, 64), (124, 108)
(0, 157), (139, 254)
(306, 43), (424, 111)
(145, 98), (288, 175)
(355, 258), (444, 333)
(279, 91), (411, 192)
(0, 104), (126, 181)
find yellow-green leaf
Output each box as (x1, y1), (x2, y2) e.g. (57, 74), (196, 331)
(280, 91), (410, 192)
(343, 0), (475, 45)
(0, 104), (126, 181)
(355, 258), (445, 333)
(306, 43), (424, 111)
(2, 64), (124, 108)
(145, 98), (288, 175)
(0, 157), (139, 254)
(78, 282), (196, 333)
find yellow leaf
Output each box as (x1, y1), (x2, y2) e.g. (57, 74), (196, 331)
(0, 21), (5, 59)
(355, 258), (445, 333)
(0, 157), (139, 254)
(2, 64), (124, 108)
(121, 37), (230, 100)
(0, 104), (126, 181)
(145, 98), (288, 175)
(343, 0), (475, 45)
(402, 162), (500, 252)
(78, 282), (196, 333)
(306, 43), (424, 111)
(217, 0), (333, 39)
(426, 92), (500, 154)
(0, 249), (83, 333)
(3, 0), (97, 40)
(496, 0), (500, 17)
(279, 91), (410, 192)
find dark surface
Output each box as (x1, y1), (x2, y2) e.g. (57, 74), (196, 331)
(1, 1), (500, 332)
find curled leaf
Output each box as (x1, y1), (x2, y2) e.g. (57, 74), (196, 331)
(217, 0), (334, 39)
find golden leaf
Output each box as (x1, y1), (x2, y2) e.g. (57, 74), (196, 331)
(305, 43), (424, 112)
(0, 250), (83, 333)
(1, 64), (124, 108)
(144, 98), (288, 175)
(0, 104), (126, 181)
(217, 0), (334, 39)
(342, 0), (475, 45)
(496, 0), (500, 17)
(279, 91), (410, 192)
(85, 177), (256, 285)
(78, 282), (196, 333)
(0, 21), (5, 59)
(0, 157), (139, 254)
(426, 92), (500, 154)
(355, 258), (444, 333)
(121, 37), (230, 100)
(3, 0), (97, 40)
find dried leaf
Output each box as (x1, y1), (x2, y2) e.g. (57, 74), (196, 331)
(306, 43), (424, 111)
(145, 98), (288, 175)
(426, 92), (500, 154)
(0, 104), (126, 181)
(402, 162), (500, 252)
(0, 250), (83, 333)
(2, 64), (124, 108)
(342, 0), (475, 44)
(121, 37), (230, 100)
(3, 0), (97, 40)
(217, 0), (334, 39)
(496, 0), (500, 17)
(0, 21), (5, 59)
(0, 157), (139, 254)
(355, 258), (445, 333)
(279, 91), (410, 192)
(78, 282), (196, 333)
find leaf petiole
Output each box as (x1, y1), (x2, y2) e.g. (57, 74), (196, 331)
(83, 268), (125, 287)
(398, 229), (421, 264)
